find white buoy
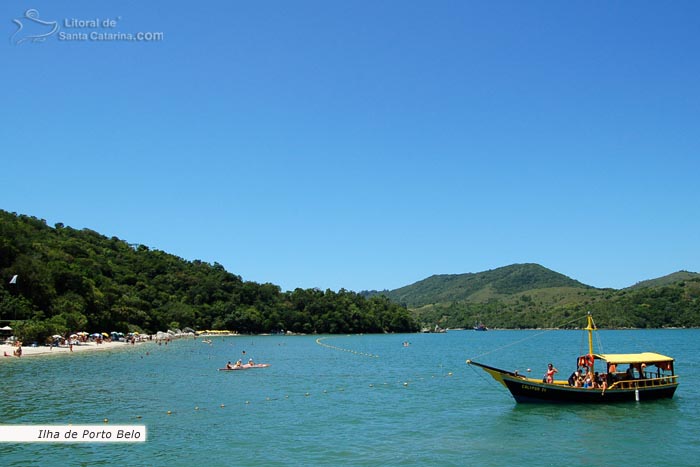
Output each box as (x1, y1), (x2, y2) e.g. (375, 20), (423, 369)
(635, 388), (640, 402)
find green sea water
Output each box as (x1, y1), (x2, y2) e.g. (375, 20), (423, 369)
(1, 329), (698, 466)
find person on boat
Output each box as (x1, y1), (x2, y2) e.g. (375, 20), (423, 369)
(226, 361), (234, 369)
(248, 358), (255, 366)
(594, 372), (603, 387)
(545, 363), (558, 383)
(639, 363), (647, 379)
(595, 372), (608, 391)
(625, 365), (635, 380)
(580, 365), (589, 378)
(567, 369), (582, 386)
(235, 359), (243, 367)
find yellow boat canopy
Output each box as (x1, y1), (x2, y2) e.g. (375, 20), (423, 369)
(595, 352), (674, 364)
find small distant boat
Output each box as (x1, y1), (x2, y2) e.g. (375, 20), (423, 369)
(421, 325), (446, 333)
(467, 313), (679, 403)
(473, 323), (488, 331)
(218, 363), (270, 371)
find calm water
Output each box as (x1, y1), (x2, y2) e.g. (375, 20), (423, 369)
(1, 329), (699, 466)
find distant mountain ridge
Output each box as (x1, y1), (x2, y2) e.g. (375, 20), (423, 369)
(366, 264), (700, 329)
(626, 270), (700, 290)
(380, 263), (591, 308)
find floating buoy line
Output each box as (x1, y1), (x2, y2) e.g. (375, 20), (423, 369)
(93, 337), (465, 423)
(315, 336), (380, 358)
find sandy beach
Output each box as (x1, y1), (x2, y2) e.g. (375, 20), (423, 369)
(0, 340), (147, 360)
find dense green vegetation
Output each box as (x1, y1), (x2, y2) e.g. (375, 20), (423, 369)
(0, 210), (418, 342)
(3, 210), (697, 341)
(364, 264), (700, 329)
(372, 264), (590, 307)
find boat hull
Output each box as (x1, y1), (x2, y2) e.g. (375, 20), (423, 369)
(469, 360), (678, 403)
(218, 364), (270, 371)
(502, 376), (677, 403)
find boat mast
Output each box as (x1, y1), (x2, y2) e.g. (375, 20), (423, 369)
(585, 312), (594, 356)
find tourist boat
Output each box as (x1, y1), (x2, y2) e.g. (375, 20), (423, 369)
(218, 363), (270, 371)
(467, 314), (678, 403)
(473, 322), (488, 331)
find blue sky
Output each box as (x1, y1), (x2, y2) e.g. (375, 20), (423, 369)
(2, 1), (699, 292)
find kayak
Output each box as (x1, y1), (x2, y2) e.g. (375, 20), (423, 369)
(218, 363), (270, 371)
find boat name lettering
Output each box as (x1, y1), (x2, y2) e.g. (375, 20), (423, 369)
(521, 384), (546, 393)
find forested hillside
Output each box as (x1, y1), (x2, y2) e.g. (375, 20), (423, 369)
(378, 264), (590, 307)
(364, 264), (700, 329)
(0, 210), (418, 342)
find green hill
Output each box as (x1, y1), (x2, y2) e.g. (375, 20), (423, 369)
(375, 264), (700, 330)
(626, 271), (700, 290)
(0, 210), (418, 342)
(384, 263), (590, 307)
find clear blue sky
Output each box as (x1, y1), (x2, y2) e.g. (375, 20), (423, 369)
(2, 1), (699, 292)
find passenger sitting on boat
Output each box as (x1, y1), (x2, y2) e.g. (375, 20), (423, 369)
(567, 370), (578, 386)
(639, 363), (647, 379)
(599, 374), (608, 392)
(583, 373), (593, 388)
(248, 358), (255, 366)
(594, 372), (605, 387)
(625, 365), (635, 380)
(226, 361), (233, 369)
(235, 359), (243, 367)
(545, 363), (558, 383)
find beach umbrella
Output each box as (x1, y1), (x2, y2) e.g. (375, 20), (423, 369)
(52, 335), (62, 339)
(0, 326), (12, 331)
(101, 332), (109, 337)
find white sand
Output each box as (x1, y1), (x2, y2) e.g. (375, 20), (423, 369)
(0, 340), (148, 361)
